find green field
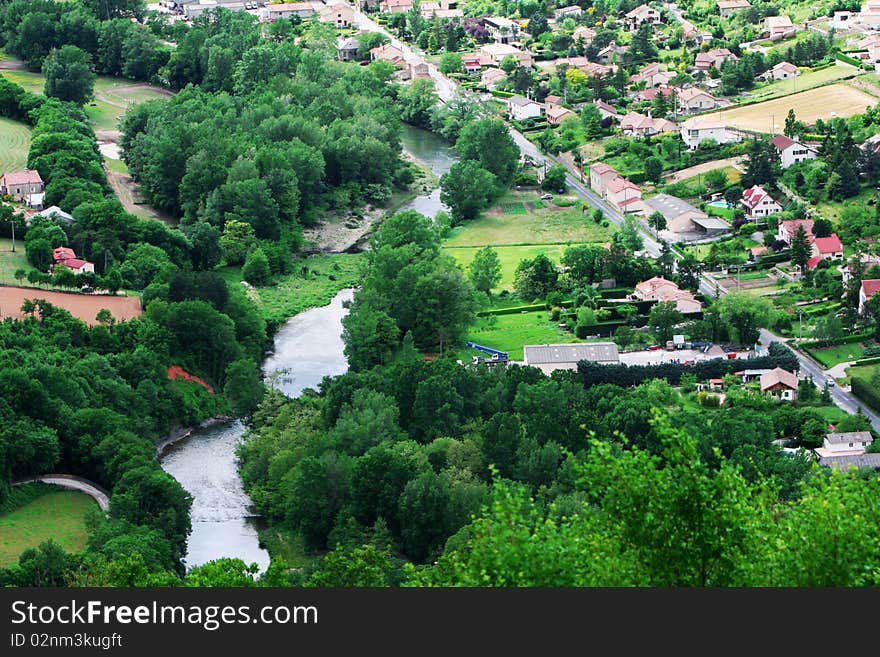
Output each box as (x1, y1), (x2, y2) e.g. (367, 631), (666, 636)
(0, 69), (45, 94)
(445, 243), (579, 291)
(747, 65), (861, 102)
(0, 237), (30, 285)
(811, 342), (867, 368)
(0, 485), (96, 566)
(444, 190), (616, 247)
(456, 310), (582, 361)
(0, 116), (30, 173)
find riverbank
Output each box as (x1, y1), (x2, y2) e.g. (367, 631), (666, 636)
(155, 415), (234, 457)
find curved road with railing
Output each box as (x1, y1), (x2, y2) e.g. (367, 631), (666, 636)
(13, 474), (110, 511)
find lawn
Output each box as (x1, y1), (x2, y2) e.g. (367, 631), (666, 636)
(443, 190), (616, 247)
(745, 65), (861, 102)
(705, 83), (878, 133)
(445, 243), (581, 291)
(1, 69), (46, 94)
(809, 404), (852, 426)
(218, 253), (366, 326)
(456, 310), (583, 361)
(810, 342), (867, 368)
(0, 237), (30, 285)
(0, 484), (96, 566)
(0, 116), (30, 173)
(814, 186), (877, 223)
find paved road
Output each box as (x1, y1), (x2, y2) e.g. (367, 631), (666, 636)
(760, 329), (880, 432)
(14, 474), (110, 511)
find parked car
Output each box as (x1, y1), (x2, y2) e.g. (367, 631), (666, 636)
(646, 345), (661, 351)
(827, 378), (836, 387)
(540, 193), (553, 200)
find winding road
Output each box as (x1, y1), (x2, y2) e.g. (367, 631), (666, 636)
(13, 474), (110, 511)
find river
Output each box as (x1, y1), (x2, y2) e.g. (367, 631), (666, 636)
(159, 289), (355, 572)
(157, 126), (455, 573)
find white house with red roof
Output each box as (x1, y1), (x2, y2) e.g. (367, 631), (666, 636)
(619, 111), (677, 138)
(370, 43), (406, 68)
(760, 367), (799, 401)
(0, 169), (44, 204)
(633, 276), (702, 313)
(589, 162), (620, 196)
(769, 134), (817, 168)
(624, 4), (662, 31)
(859, 279), (880, 314)
(760, 61), (799, 81)
(694, 48), (738, 71)
(605, 176), (643, 214)
(717, 0), (751, 17)
(57, 258), (95, 275)
(741, 185), (783, 220)
(777, 218), (813, 244)
(675, 87), (718, 112)
(813, 234), (843, 261)
(763, 15), (796, 39)
(680, 117), (742, 149)
(53, 247), (77, 263)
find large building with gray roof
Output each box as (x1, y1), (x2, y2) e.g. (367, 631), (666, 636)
(523, 342), (619, 375)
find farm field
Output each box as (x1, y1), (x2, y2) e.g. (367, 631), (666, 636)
(445, 243), (579, 290)
(705, 84), (878, 133)
(0, 485), (95, 566)
(443, 190), (616, 247)
(746, 64), (861, 102)
(0, 237), (29, 285)
(0, 116), (30, 172)
(0, 286), (143, 325)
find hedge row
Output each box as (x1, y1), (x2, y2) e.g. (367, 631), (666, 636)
(852, 356), (880, 367)
(851, 376), (880, 414)
(800, 332), (873, 349)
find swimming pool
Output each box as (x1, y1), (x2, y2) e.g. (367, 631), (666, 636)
(707, 200), (733, 208)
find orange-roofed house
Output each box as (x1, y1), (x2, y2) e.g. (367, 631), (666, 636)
(605, 176), (643, 214)
(633, 276), (702, 313)
(53, 246), (77, 263)
(589, 162), (619, 195)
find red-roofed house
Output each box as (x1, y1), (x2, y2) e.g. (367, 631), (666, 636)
(463, 56), (482, 73)
(589, 162), (619, 196)
(633, 86), (673, 102)
(371, 43), (407, 68)
(53, 247), (77, 263)
(605, 176), (643, 214)
(620, 111), (677, 138)
(56, 258), (95, 275)
(859, 279), (880, 314)
(675, 87), (718, 112)
(813, 234), (843, 261)
(0, 169), (44, 203)
(694, 48), (738, 71)
(741, 185), (782, 220)
(769, 134), (817, 168)
(760, 61), (799, 81)
(633, 276), (702, 313)
(777, 219), (814, 244)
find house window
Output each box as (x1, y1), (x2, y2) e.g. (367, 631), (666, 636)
(849, 442), (853, 447)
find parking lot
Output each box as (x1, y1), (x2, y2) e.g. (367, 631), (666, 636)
(618, 347), (749, 366)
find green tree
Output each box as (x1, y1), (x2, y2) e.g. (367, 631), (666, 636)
(514, 254), (559, 301)
(439, 160), (497, 224)
(789, 225), (811, 273)
(43, 45), (96, 105)
(220, 220), (256, 266)
(714, 292), (775, 345)
(439, 52), (464, 75)
(612, 216), (645, 253)
(648, 210), (667, 235)
(242, 247), (271, 286)
(341, 305), (400, 371)
(398, 77), (439, 128)
(223, 358), (263, 417)
(644, 157), (663, 184)
(541, 165), (567, 192)
(468, 246), (502, 295)
(648, 301), (683, 343)
(455, 119), (520, 186)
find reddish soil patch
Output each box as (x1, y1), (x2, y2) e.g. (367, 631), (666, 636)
(167, 365), (215, 393)
(0, 286), (142, 326)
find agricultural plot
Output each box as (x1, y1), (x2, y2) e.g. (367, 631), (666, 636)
(706, 84), (878, 133)
(0, 116), (30, 172)
(445, 243), (580, 290)
(0, 238), (30, 285)
(746, 65), (860, 102)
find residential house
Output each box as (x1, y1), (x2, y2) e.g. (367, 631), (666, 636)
(582, 61), (616, 77)
(619, 111), (677, 138)
(741, 185), (783, 220)
(260, 2), (317, 20)
(524, 342), (619, 374)
(53, 247), (77, 263)
(545, 98), (577, 126)
(763, 15), (796, 39)
(643, 193), (731, 235)
(589, 162), (620, 196)
(680, 117), (742, 149)
(859, 278), (880, 314)
(337, 37), (360, 61)
(0, 170), (44, 204)
(597, 44), (629, 64)
(572, 25), (596, 45)
(696, 378), (725, 392)
(694, 48), (738, 72)
(594, 99), (620, 122)
(629, 63), (675, 88)
(633, 276), (702, 313)
(319, 2), (354, 27)
(717, 0), (751, 17)
(816, 452), (880, 471)
(553, 56), (590, 69)
(769, 134), (817, 168)
(813, 234), (844, 262)
(738, 368), (772, 383)
(633, 86), (674, 102)
(760, 61), (799, 81)
(624, 4), (663, 31)
(815, 431), (874, 460)
(478, 43), (533, 67)
(861, 0), (880, 28)
(831, 10), (854, 28)
(378, 0), (413, 11)
(748, 245), (768, 260)
(57, 258), (95, 275)
(463, 56), (482, 73)
(777, 218), (814, 244)
(553, 5), (583, 20)
(483, 16), (520, 44)
(371, 43), (407, 68)
(605, 176), (643, 214)
(675, 87), (717, 112)
(31, 205), (74, 226)
(481, 67), (506, 88)
(680, 17), (713, 44)
(760, 367), (799, 401)
(841, 253), (880, 284)
(404, 62), (430, 80)
(506, 95), (545, 121)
